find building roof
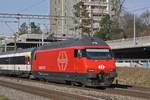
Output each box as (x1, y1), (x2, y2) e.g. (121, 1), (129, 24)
(0, 48), (34, 56)
(35, 37), (108, 51)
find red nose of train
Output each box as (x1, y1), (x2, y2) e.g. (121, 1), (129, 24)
(86, 59), (116, 73)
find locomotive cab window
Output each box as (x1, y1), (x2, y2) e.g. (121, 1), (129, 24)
(86, 48), (112, 59)
(74, 49), (86, 58)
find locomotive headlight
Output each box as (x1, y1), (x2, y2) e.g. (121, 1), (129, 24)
(108, 69), (116, 72)
(87, 69), (95, 72)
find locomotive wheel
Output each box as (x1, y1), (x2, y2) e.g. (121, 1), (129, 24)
(29, 74), (35, 80)
(71, 82), (83, 87)
(40, 78), (46, 82)
(65, 81), (71, 85)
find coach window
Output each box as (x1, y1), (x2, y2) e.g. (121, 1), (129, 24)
(0, 57), (9, 64)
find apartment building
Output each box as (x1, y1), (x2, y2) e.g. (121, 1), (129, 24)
(50, 0), (77, 38)
(50, 0), (118, 38)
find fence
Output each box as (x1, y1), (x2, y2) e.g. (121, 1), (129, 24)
(115, 59), (150, 68)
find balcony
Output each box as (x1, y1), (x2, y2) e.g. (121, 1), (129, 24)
(84, 1), (108, 6)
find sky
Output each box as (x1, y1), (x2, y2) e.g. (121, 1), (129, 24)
(124, 0), (150, 14)
(0, 0), (49, 14)
(0, 0), (150, 35)
(0, 0), (149, 15)
(0, 0), (49, 35)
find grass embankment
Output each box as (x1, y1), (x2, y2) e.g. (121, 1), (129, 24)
(0, 97), (8, 100)
(114, 67), (150, 87)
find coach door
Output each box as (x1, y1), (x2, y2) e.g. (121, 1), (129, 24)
(25, 55), (30, 71)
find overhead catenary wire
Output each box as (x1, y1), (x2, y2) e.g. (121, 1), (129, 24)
(0, 13), (76, 20)
(129, 6), (150, 12)
(5, 23), (16, 34)
(19, 0), (47, 13)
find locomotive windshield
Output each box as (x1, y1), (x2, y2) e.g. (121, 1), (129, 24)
(86, 48), (112, 59)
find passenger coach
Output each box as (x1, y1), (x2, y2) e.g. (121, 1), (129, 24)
(0, 49), (32, 77)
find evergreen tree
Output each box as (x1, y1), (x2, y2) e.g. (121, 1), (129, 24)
(30, 22), (41, 34)
(18, 22), (28, 35)
(73, 1), (92, 37)
(18, 22), (42, 35)
(95, 15), (112, 40)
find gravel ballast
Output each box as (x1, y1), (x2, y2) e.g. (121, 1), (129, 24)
(0, 77), (148, 100)
(0, 85), (51, 100)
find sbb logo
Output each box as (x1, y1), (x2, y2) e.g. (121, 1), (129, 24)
(98, 65), (105, 69)
(57, 51), (68, 71)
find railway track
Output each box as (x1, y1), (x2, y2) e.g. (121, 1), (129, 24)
(0, 79), (99, 100)
(0, 76), (150, 100)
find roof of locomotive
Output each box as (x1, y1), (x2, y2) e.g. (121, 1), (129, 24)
(36, 37), (109, 51)
(0, 48), (34, 56)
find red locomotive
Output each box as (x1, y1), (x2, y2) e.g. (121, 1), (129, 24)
(31, 38), (117, 86)
(0, 38), (117, 87)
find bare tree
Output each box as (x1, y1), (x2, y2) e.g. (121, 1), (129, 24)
(120, 12), (134, 38)
(120, 11), (148, 38)
(140, 10), (150, 27)
(111, 0), (126, 26)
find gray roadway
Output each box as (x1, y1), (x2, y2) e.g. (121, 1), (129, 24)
(107, 36), (150, 59)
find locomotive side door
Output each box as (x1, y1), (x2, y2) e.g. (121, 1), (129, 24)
(74, 49), (83, 73)
(74, 49), (79, 73)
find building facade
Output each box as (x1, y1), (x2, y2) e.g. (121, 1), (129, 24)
(50, 0), (118, 38)
(50, 0), (77, 38)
